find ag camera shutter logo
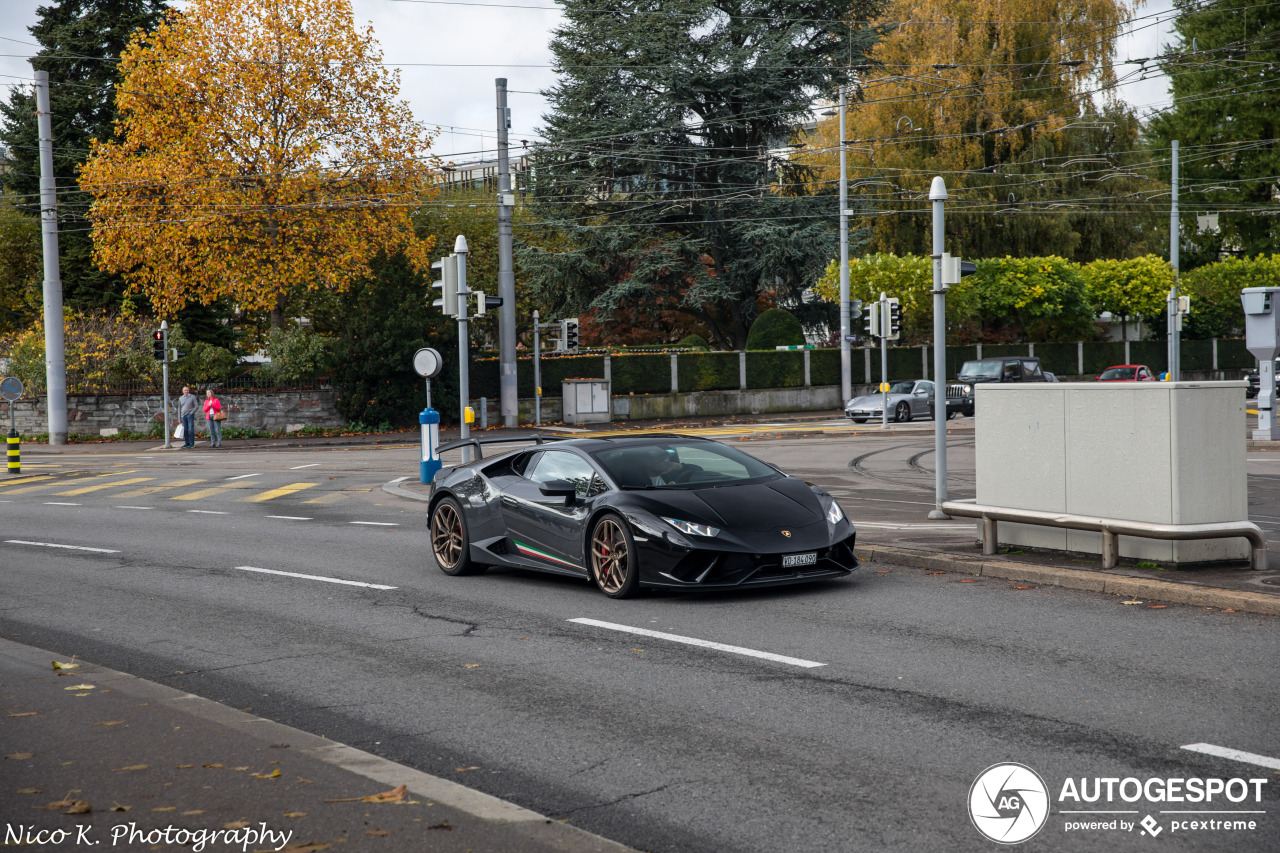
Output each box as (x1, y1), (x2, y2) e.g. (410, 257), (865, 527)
(969, 763), (1051, 844)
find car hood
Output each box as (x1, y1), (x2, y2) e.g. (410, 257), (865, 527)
(846, 394), (899, 407)
(628, 477), (824, 530)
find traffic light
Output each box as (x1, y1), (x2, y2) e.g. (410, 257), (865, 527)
(431, 255), (458, 317)
(562, 317), (580, 353)
(170, 348), (186, 362)
(153, 330), (165, 361)
(474, 292), (503, 316)
(863, 303), (880, 339)
(886, 297), (902, 341)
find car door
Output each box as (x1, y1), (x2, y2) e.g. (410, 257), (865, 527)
(912, 381), (933, 417)
(500, 450), (601, 573)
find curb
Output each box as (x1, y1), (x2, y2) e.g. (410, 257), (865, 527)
(382, 476), (431, 502)
(858, 544), (1280, 617)
(0, 637), (636, 853)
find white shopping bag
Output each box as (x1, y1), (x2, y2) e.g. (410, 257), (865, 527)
(173, 423), (184, 440)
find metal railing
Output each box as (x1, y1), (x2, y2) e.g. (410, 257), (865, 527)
(940, 499), (1267, 571)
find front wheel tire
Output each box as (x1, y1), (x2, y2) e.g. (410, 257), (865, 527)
(895, 402), (912, 423)
(589, 514), (640, 599)
(430, 497), (485, 576)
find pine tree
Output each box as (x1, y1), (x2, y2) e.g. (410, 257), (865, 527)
(520, 0), (883, 349)
(0, 0), (168, 311)
(1146, 0), (1280, 262)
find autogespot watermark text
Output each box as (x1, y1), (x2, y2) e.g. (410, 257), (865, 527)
(4, 822), (293, 851)
(969, 763), (1270, 844)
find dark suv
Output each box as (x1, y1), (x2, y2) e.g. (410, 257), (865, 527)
(948, 356), (1049, 416)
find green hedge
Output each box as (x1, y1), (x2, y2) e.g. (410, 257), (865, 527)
(746, 350), (804, 389)
(810, 348), (841, 386)
(1218, 339), (1253, 370)
(678, 351), (739, 392)
(1128, 341), (1168, 373)
(609, 353), (670, 395)
(1033, 342), (1079, 377)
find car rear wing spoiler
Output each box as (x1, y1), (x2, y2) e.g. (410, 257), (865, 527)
(436, 433), (571, 461)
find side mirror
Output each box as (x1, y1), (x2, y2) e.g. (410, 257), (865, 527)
(538, 478), (577, 504)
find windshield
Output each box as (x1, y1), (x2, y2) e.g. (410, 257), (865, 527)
(958, 361), (1001, 380)
(591, 442), (781, 490)
(889, 381), (915, 394)
(1099, 367), (1137, 380)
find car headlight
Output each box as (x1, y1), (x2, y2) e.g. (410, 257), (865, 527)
(827, 501), (845, 524)
(661, 517), (721, 537)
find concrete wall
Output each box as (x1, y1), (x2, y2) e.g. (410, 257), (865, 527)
(974, 381), (1249, 563)
(7, 389), (344, 436)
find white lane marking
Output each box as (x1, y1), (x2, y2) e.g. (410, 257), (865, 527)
(1181, 743), (1280, 771)
(233, 565), (396, 590)
(840, 496), (938, 506)
(390, 476), (410, 483)
(5, 539), (119, 554)
(43, 502), (81, 506)
(266, 515), (311, 521)
(568, 618), (826, 669)
(290, 463), (320, 470)
(187, 510), (227, 515)
(350, 521), (399, 526)
(115, 506), (153, 510)
(225, 473), (261, 480)
(856, 522), (969, 530)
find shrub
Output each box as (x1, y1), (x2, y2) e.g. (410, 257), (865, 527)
(676, 334), (710, 350)
(745, 308), (804, 350)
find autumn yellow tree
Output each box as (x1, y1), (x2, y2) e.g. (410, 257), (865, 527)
(81, 0), (437, 326)
(806, 0), (1145, 258)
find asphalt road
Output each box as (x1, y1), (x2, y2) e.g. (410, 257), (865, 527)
(3, 439), (1278, 852)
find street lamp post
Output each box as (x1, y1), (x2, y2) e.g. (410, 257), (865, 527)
(838, 86), (852, 404)
(928, 177), (950, 520)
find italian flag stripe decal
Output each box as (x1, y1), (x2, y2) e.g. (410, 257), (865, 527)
(514, 539), (583, 570)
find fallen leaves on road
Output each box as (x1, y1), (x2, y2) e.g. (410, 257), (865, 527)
(63, 684), (96, 691)
(253, 769), (281, 779)
(51, 660), (80, 670)
(463, 664), (482, 669)
(1014, 586), (1036, 590)
(874, 570), (890, 574)
(203, 764), (224, 768)
(94, 720), (124, 726)
(176, 764), (195, 769)
(16, 788), (43, 795)
(283, 812), (307, 818)
(1121, 599), (1143, 605)
(454, 766), (479, 773)
(4, 753), (33, 760)
(927, 570), (947, 575)
(111, 765), (148, 772)
(182, 810), (205, 816)
(7, 711), (38, 718)
(42, 795), (91, 814)
(324, 784), (408, 804)
(366, 830), (392, 837)
(153, 806), (176, 812)
(959, 579), (978, 583)
(111, 803), (130, 812)
(280, 843), (330, 852)
(1148, 605), (1168, 609)
(223, 821), (250, 830)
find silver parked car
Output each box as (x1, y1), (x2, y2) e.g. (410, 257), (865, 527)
(845, 379), (938, 423)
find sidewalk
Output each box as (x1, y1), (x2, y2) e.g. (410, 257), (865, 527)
(0, 638), (634, 853)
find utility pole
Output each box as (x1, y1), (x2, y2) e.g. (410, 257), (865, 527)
(838, 86), (852, 404)
(928, 177), (950, 518)
(1168, 140), (1181, 381)
(161, 321), (171, 449)
(879, 291), (889, 428)
(35, 71), (66, 445)
(455, 235), (471, 461)
(495, 79), (518, 427)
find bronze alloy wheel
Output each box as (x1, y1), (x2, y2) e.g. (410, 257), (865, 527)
(590, 515), (638, 598)
(430, 497), (483, 576)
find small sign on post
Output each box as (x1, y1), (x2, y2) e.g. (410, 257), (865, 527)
(412, 349), (444, 482)
(2, 377), (24, 474)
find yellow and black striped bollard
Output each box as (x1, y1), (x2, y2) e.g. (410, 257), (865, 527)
(7, 429), (18, 474)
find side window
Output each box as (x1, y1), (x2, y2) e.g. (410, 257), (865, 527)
(1003, 361), (1022, 380)
(1022, 360), (1042, 378)
(528, 451), (599, 497)
(918, 381), (933, 394)
(514, 451), (542, 478)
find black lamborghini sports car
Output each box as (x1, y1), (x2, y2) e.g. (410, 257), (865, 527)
(426, 434), (858, 598)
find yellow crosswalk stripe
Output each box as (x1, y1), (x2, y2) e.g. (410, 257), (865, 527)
(171, 482), (256, 501)
(0, 477), (95, 495)
(55, 477), (153, 496)
(113, 479), (206, 498)
(0, 475), (58, 489)
(241, 482), (319, 502)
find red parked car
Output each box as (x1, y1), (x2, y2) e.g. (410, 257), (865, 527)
(1097, 364), (1156, 382)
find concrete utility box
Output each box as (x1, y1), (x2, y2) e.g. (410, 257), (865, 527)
(562, 379), (611, 425)
(975, 382), (1249, 563)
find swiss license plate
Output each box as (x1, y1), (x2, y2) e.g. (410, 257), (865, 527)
(782, 552), (817, 568)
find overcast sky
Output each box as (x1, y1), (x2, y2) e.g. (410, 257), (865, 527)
(0, 0), (1177, 167)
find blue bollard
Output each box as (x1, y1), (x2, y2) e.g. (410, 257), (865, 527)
(420, 408), (441, 483)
